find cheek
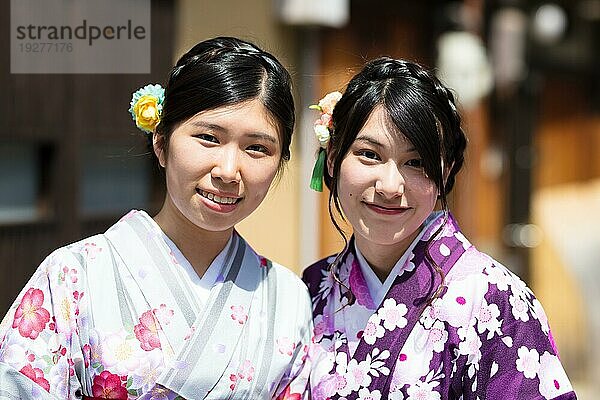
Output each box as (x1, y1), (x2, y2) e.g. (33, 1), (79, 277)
(413, 180), (438, 203)
(337, 160), (363, 196)
(245, 163), (279, 196)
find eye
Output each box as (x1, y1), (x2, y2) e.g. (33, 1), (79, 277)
(405, 158), (423, 168)
(246, 144), (271, 155)
(356, 149), (381, 161)
(195, 133), (219, 143)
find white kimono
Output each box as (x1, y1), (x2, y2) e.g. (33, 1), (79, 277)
(0, 210), (312, 399)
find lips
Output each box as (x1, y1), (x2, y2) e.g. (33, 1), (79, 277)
(363, 202), (410, 215)
(196, 189), (242, 213)
(198, 190), (240, 205)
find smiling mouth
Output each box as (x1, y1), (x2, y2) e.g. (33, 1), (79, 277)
(197, 189), (241, 205)
(364, 202), (410, 214)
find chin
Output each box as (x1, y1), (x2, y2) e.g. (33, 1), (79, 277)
(362, 227), (416, 247)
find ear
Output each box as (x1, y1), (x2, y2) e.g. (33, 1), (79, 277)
(153, 132), (166, 168)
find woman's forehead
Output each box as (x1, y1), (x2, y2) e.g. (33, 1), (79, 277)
(357, 107), (411, 144)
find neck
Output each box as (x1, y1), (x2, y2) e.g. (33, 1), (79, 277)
(153, 196), (233, 278)
(354, 231), (419, 283)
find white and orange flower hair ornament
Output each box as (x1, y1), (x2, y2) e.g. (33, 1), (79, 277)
(309, 91), (342, 192)
(129, 84), (165, 133)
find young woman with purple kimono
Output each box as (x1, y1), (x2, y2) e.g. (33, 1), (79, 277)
(303, 57), (577, 399)
(0, 37), (312, 399)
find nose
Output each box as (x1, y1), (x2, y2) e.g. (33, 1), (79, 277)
(375, 161), (405, 199)
(212, 147), (241, 184)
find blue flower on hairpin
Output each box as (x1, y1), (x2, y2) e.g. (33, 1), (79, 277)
(129, 84), (165, 133)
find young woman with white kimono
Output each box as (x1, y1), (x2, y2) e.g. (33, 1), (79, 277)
(0, 37), (312, 399)
(302, 58), (577, 399)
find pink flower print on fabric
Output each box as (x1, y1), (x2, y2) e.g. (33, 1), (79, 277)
(82, 343), (92, 368)
(82, 242), (102, 260)
(134, 309), (162, 351)
(92, 370), (129, 399)
(54, 292), (77, 337)
(345, 358), (373, 390)
(184, 326), (196, 341)
(426, 320), (449, 353)
(509, 294), (530, 322)
(538, 351), (574, 398)
(153, 304), (174, 326)
(378, 298), (408, 331)
(516, 346), (540, 379)
(348, 259), (375, 309)
(230, 305), (248, 325)
(457, 325), (482, 367)
(313, 313), (335, 343)
(332, 372), (351, 397)
(476, 301), (502, 339)
(229, 360), (255, 391)
(311, 373), (338, 400)
(357, 388), (382, 400)
(362, 314), (385, 345)
(20, 364), (50, 392)
(276, 384), (302, 400)
(276, 337), (296, 356)
(12, 288), (50, 339)
(58, 266), (79, 284)
(406, 380), (439, 400)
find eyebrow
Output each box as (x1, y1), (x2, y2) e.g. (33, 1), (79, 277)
(189, 121), (226, 132)
(189, 121), (278, 144)
(246, 132), (278, 144)
(355, 134), (416, 152)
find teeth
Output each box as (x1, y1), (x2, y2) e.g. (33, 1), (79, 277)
(201, 191), (238, 205)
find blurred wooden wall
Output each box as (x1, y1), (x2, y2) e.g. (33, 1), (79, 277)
(316, 0), (503, 257)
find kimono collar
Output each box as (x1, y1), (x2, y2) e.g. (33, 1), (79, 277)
(352, 212), (444, 308)
(159, 224), (233, 290)
(326, 211), (470, 399)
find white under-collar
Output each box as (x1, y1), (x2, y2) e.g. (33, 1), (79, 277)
(147, 216), (233, 304)
(353, 212), (442, 308)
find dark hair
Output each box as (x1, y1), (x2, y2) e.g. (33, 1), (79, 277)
(326, 57), (467, 305)
(155, 37), (294, 168)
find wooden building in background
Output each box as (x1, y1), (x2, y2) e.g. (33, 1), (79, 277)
(0, 1), (175, 314)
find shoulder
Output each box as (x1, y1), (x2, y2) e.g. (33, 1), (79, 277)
(301, 255), (336, 297)
(259, 257), (310, 298)
(62, 234), (110, 266)
(270, 259), (305, 288)
(37, 234), (106, 272)
(262, 258), (313, 319)
(456, 245), (534, 298)
(450, 244), (549, 329)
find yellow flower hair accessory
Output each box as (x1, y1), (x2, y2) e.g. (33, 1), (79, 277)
(309, 91), (342, 192)
(129, 84), (165, 133)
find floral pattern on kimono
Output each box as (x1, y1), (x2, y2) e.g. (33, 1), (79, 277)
(0, 210), (312, 399)
(302, 212), (576, 400)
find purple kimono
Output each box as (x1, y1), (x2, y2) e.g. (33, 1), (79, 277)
(302, 212), (576, 400)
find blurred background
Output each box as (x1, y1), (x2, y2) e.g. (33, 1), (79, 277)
(1, 0), (598, 396)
